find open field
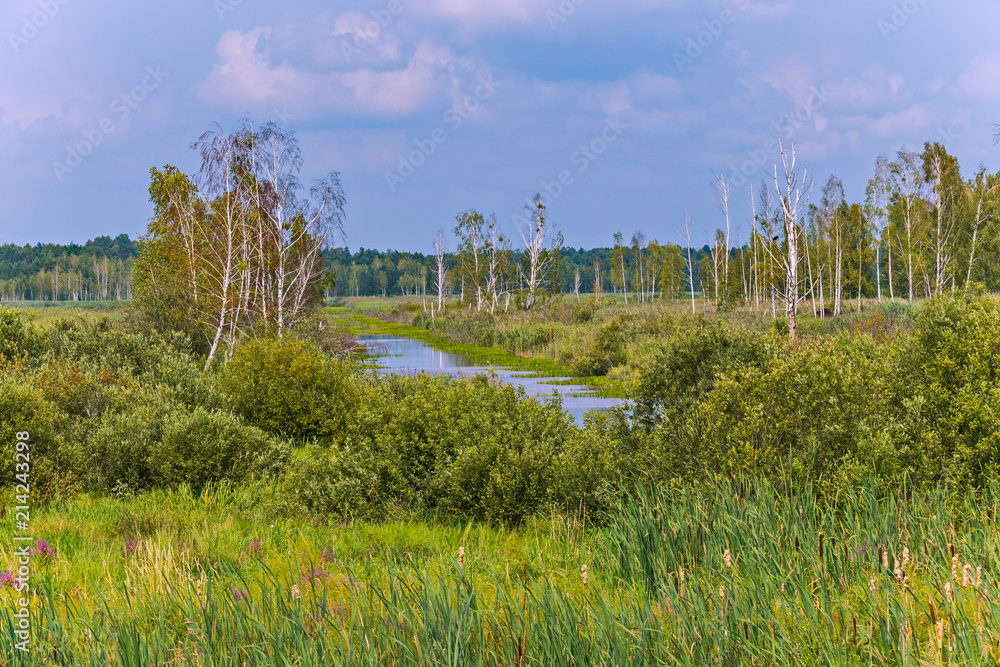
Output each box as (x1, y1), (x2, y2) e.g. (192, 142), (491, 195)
(5, 478), (1000, 664)
(2, 301), (130, 328)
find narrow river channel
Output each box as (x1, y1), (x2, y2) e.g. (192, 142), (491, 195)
(357, 334), (626, 425)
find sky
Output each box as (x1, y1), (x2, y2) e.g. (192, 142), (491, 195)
(1, 0), (999, 253)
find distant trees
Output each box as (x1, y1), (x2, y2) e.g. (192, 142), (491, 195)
(134, 118), (345, 366)
(0, 236), (135, 302)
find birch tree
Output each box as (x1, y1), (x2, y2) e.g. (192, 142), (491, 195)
(771, 144), (811, 338)
(611, 232), (628, 303)
(890, 150), (925, 302)
(454, 210), (487, 310)
(135, 118), (346, 365)
(819, 175), (845, 315)
(683, 212), (696, 314)
(714, 173), (733, 299)
(433, 230), (449, 310)
(517, 194), (563, 310)
(921, 142), (961, 295)
(864, 154), (892, 302)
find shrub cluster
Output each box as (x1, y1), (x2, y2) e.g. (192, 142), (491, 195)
(5, 295), (1000, 524)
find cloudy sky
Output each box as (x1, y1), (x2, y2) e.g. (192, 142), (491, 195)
(2, 0), (998, 252)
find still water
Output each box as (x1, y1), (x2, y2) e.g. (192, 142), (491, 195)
(358, 335), (626, 425)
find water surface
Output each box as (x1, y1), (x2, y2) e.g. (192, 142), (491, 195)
(358, 335), (625, 424)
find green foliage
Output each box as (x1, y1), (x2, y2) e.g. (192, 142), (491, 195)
(85, 388), (288, 494)
(0, 380), (75, 503)
(0, 306), (44, 362)
(219, 336), (360, 442)
(632, 320), (777, 426)
(283, 374), (577, 526)
(571, 313), (637, 376)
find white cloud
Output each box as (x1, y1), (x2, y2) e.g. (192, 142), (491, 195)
(863, 104), (933, 138)
(956, 53), (1000, 101)
(198, 29), (460, 117)
(332, 10), (403, 61)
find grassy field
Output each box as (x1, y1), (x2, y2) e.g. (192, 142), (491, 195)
(2, 301), (129, 328)
(4, 478), (1000, 665)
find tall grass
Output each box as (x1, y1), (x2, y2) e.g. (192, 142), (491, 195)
(5, 478), (1000, 664)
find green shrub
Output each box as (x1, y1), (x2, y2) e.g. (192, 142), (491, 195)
(219, 336), (359, 442)
(279, 444), (383, 520)
(879, 295), (1000, 490)
(151, 408), (288, 491)
(632, 321), (777, 427)
(572, 313), (638, 376)
(86, 390), (288, 493)
(46, 317), (183, 376)
(695, 335), (885, 485)
(281, 373), (578, 526)
(0, 307), (45, 362)
(0, 379), (78, 503)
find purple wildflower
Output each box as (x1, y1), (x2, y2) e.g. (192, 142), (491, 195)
(301, 564), (329, 583)
(249, 539), (262, 555)
(124, 539), (139, 556)
(232, 587), (249, 603)
(32, 540), (57, 558)
(320, 545), (336, 563)
(0, 571), (14, 589)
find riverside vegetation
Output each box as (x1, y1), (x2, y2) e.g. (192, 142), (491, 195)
(5, 119), (1000, 663)
(5, 292), (1000, 664)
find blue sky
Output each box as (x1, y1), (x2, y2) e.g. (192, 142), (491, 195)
(2, 0), (999, 252)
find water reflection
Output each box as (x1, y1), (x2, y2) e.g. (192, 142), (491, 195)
(357, 335), (625, 425)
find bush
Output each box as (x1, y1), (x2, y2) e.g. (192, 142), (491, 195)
(219, 336), (360, 442)
(46, 317), (185, 377)
(151, 408), (288, 491)
(0, 307), (45, 363)
(86, 389), (288, 493)
(571, 313), (638, 376)
(879, 295), (1000, 490)
(0, 379), (78, 503)
(282, 374), (578, 526)
(694, 335), (885, 485)
(632, 321), (777, 427)
(280, 445), (383, 520)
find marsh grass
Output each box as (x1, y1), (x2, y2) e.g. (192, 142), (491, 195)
(7, 301), (129, 329)
(5, 478), (1000, 664)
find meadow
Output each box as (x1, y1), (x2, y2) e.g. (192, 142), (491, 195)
(3, 294), (1000, 664)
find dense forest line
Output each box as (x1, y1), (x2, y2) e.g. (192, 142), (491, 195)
(0, 237), (710, 303)
(0, 234), (136, 302)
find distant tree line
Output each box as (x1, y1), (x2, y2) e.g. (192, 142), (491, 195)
(324, 242), (712, 301)
(0, 234), (136, 302)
